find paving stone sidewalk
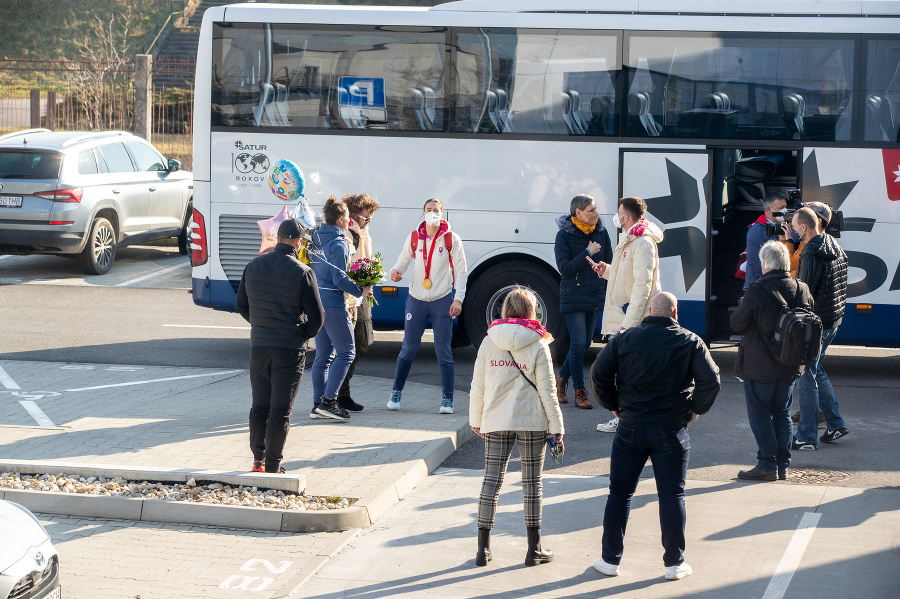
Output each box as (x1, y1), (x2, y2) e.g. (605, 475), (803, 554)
(0, 359), (470, 503)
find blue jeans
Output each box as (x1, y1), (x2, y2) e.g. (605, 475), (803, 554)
(796, 326), (845, 443)
(743, 378), (793, 472)
(602, 422), (690, 568)
(392, 292), (454, 399)
(312, 306), (356, 402)
(558, 310), (599, 389)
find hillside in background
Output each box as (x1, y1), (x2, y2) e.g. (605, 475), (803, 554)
(0, 0), (446, 59)
(0, 0), (171, 59)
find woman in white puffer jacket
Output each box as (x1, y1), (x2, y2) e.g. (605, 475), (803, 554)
(470, 287), (565, 569)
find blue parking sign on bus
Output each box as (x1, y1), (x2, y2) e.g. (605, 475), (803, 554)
(338, 77), (386, 108)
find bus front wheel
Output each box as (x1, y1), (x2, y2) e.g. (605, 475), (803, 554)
(463, 262), (569, 363)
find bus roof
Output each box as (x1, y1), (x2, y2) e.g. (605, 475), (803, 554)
(432, 0), (900, 16)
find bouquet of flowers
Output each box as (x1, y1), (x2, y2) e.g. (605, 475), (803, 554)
(347, 253), (385, 308)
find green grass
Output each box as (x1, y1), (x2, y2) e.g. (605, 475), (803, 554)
(0, 0), (172, 60)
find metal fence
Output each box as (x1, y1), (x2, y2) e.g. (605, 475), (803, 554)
(0, 56), (196, 171)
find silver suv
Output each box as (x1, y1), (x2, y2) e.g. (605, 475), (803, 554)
(0, 129), (192, 274)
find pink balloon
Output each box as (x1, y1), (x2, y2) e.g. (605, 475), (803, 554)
(257, 206), (292, 255)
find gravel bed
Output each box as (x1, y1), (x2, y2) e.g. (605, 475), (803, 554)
(0, 472), (353, 510)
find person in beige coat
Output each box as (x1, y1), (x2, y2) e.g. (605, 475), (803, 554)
(470, 287), (565, 569)
(591, 196), (664, 433)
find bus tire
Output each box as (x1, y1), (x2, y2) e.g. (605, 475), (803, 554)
(462, 261), (569, 363)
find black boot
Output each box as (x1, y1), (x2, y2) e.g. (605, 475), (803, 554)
(525, 527), (552, 566)
(475, 528), (492, 566)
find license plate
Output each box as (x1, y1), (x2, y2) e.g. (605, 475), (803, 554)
(44, 586), (61, 599)
(0, 195), (22, 207)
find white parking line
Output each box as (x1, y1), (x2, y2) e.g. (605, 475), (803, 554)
(163, 324), (251, 330)
(18, 400), (56, 427)
(0, 365), (21, 390)
(64, 369), (245, 392)
(762, 512), (822, 599)
(114, 261), (190, 287)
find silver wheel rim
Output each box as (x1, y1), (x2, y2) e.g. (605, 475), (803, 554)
(93, 225), (114, 269)
(485, 285), (547, 326)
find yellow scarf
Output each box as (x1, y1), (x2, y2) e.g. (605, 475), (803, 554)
(571, 216), (596, 235)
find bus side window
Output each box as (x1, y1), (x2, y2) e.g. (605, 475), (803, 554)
(865, 38), (900, 143)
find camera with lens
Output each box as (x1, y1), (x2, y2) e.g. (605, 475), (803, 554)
(764, 188), (845, 238)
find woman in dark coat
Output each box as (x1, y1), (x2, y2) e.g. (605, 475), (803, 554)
(553, 194), (612, 409)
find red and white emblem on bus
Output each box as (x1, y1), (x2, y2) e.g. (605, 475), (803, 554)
(883, 149), (900, 202)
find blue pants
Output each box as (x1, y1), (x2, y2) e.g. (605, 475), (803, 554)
(312, 305), (356, 402)
(743, 378), (793, 472)
(558, 310), (599, 389)
(602, 422), (690, 568)
(796, 326), (845, 443)
(392, 292), (454, 399)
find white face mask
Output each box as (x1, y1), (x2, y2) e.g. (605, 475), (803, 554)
(612, 213), (623, 229)
(425, 211), (441, 227)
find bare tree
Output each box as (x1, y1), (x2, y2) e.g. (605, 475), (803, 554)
(67, 9), (133, 130)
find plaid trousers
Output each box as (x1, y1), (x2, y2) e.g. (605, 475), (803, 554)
(477, 430), (547, 530)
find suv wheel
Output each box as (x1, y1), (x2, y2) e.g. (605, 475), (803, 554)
(79, 217), (116, 275)
(177, 202), (192, 256)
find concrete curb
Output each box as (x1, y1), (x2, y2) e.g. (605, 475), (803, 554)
(0, 460), (305, 493)
(0, 417), (474, 532)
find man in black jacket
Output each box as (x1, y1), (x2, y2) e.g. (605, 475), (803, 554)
(236, 219), (325, 474)
(589, 292), (720, 582)
(731, 241), (814, 481)
(792, 206), (850, 450)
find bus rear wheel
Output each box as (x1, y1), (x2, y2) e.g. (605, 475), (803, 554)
(463, 262), (569, 363)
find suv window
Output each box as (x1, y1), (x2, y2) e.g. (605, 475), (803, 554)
(98, 143), (136, 173)
(126, 142), (167, 172)
(77, 149), (98, 175)
(0, 150), (62, 179)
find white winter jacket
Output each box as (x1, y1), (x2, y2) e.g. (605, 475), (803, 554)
(469, 319), (564, 435)
(601, 218), (664, 335)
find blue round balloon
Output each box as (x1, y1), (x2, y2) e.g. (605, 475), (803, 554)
(268, 159), (304, 202)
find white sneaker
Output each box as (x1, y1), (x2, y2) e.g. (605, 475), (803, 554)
(387, 390), (402, 411)
(439, 398), (454, 414)
(665, 562), (692, 580)
(596, 417), (619, 433)
(593, 558), (619, 576)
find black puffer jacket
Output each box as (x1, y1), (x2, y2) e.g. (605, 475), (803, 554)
(798, 233), (848, 330)
(236, 243), (325, 348)
(730, 270), (815, 381)
(589, 316), (720, 426)
(554, 214), (612, 313)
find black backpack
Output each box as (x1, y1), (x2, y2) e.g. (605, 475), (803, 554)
(759, 279), (823, 367)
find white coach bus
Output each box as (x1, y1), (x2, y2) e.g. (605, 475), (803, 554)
(189, 0), (900, 356)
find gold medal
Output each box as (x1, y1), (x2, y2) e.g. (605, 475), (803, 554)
(423, 278), (432, 290)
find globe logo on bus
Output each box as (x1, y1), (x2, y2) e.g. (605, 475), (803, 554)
(235, 152), (270, 174)
(268, 159), (304, 202)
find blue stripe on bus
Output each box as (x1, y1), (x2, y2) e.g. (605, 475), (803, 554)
(193, 280), (896, 347)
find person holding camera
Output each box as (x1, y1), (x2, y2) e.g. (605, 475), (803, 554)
(469, 287), (564, 568)
(791, 206), (850, 451)
(743, 191), (788, 293)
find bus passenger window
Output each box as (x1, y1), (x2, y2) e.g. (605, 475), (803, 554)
(212, 24), (447, 131)
(627, 33), (855, 141)
(451, 28), (620, 136)
(865, 38), (900, 143)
